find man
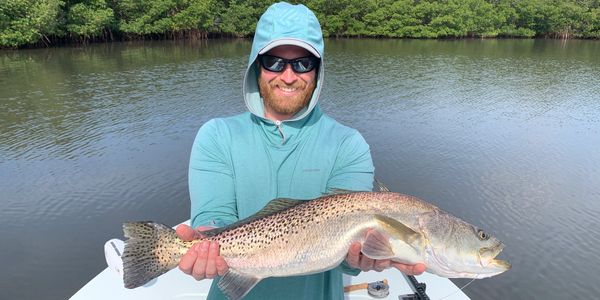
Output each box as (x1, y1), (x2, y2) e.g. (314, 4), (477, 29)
(176, 2), (425, 299)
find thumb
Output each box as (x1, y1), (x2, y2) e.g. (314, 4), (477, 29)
(176, 224), (199, 241)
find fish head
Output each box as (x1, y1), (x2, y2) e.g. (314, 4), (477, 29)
(420, 210), (511, 279)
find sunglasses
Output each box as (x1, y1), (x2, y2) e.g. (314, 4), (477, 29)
(258, 54), (319, 73)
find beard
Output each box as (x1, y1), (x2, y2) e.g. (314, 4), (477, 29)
(258, 75), (316, 118)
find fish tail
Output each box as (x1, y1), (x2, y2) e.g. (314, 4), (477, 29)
(121, 221), (188, 289)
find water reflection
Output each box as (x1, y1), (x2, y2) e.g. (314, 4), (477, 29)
(1, 39), (599, 300)
(0, 40), (249, 162)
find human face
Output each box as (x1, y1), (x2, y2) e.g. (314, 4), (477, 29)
(258, 45), (317, 121)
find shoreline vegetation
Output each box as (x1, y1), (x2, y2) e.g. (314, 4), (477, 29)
(1, 0), (599, 49)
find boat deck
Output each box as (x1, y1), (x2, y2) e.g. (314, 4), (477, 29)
(71, 264), (469, 300)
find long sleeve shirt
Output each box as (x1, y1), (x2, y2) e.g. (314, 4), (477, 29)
(188, 106), (374, 300)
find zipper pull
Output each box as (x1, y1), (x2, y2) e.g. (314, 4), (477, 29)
(274, 120), (286, 144)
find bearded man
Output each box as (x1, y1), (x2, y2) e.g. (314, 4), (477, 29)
(176, 2), (425, 299)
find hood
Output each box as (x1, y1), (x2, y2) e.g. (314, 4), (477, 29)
(243, 2), (325, 123)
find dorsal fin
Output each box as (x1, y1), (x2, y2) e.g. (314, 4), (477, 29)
(375, 179), (391, 192)
(257, 198), (305, 215)
(322, 188), (358, 196)
(202, 198), (305, 237)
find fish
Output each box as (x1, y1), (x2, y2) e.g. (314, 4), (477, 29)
(122, 191), (510, 300)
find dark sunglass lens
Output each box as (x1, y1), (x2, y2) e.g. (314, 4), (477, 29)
(292, 58), (314, 73)
(294, 57), (319, 73)
(260, 55), (285, 72)
(259, 55), (318, 73)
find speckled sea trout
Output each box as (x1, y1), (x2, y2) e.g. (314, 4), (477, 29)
(122, 191), (510, 300)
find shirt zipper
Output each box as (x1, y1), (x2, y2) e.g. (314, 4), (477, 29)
(274, 120), (286, 144)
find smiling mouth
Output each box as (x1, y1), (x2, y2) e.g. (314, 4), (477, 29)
(278, 86), (298, 93)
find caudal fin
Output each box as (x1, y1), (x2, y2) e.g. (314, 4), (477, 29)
(121, 221), (188, 289)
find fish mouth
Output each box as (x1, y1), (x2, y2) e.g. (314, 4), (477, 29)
(489, 258), (511, 270)
(479, 243), (511, 272)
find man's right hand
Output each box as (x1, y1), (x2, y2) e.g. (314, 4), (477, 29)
(176, 224), (229, 280)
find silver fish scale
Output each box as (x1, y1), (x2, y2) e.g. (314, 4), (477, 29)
(207, 192), (429, 276)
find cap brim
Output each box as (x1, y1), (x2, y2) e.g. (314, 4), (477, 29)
(258, 38), (321, 58)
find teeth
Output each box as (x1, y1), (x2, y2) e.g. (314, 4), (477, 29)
(280, 86), (297, 92)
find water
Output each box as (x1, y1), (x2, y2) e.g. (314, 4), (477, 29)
(1, 39), (599, 300)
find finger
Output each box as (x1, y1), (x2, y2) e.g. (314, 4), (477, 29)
(346, 242), (362, 268)
(374, 259), (391, 272)
(204, 241), (219, 278)
(175, 224), (196, 241)
(192, 241), (210, 280)
(412, 263), (426, 275)
(216, 255), (229, 276)
(178, 243), (198, 274)
(392, 262), (426, 275)
(359, 253), (375, 271)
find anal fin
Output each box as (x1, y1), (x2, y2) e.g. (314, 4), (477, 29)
(217, 269), (261, 300)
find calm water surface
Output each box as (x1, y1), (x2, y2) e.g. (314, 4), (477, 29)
(1, 39), (599, 300)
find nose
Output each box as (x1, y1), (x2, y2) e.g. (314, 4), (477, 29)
(279, 64), (298, 84)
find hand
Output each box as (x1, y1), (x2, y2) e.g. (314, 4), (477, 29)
(345, 230), (426, 275)
(176, 224), (229, 280)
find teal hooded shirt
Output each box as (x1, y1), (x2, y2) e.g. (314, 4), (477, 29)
(188, 2), (375, 299)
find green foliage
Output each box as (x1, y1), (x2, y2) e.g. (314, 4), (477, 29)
(1, 0), (65, 47)
(307, 0), (377, 37)
(171, 0), (216, 31)
(539, 0), (590, 38)
(219, 0), (272, 37)
(1, 0), (599, 48)
(66, 0), (115, 40)
(584, 7), (600, 37)
(114, 0), (216, 35)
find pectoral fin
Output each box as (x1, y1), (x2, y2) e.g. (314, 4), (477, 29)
(362, 229), (395, 259)
(374, 214), (424, 247)
(217, 269), (261, 300)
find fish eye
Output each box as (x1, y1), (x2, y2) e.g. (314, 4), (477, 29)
(477, 229), (489, 240)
